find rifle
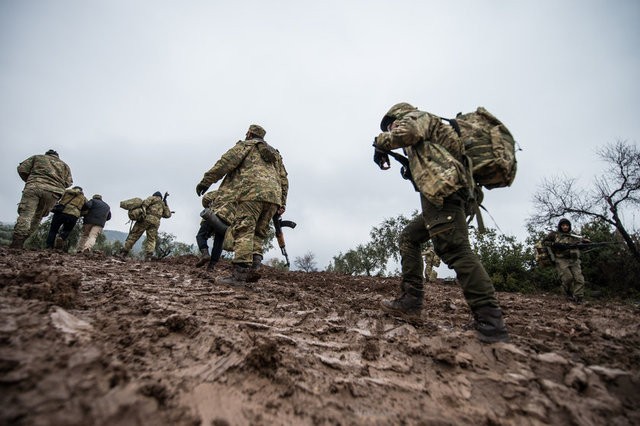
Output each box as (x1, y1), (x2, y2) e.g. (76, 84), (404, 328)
(552, 241), (620, 251)
(372, 142), (419, 192)
(163, 192), (175, 214)
(273, 213), (297, 267)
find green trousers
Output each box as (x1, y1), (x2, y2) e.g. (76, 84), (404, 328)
(14, 186), (61, 239)
(399, 191), (498, 310)
(124, 221), (159, 256)
(232, 200), (278, 265)
(555, 257), (585, 297)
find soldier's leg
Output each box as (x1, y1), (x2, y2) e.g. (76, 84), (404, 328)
(46, 213), (65, 248)
(14, 187), (41, 241)
(123, 221), (145, 252)
(253, 203), (278, 262)
(570, 260), (585, 299)
(232, 201), (261, 266)
(424, 191), (508, 342)
(143, 224), (158, 257)
(77, 224), (91, 251)
(59, 215), (79, 241)
(195, 221), (212, 252)
(31, 190), (60, 236)
(555, 259), (573, 297)
(85, 225), (103, 251)
(380, 213), (429, 318)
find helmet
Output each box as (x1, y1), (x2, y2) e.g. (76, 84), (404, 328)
(557, 218), (571, 232)
(248, 124), (266, 138)
(380, 102), (417, 131)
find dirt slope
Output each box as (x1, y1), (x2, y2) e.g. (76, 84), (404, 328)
(1, 247), (638, 425)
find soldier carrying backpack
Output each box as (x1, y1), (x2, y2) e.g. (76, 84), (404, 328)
(118, 191), (172, 260)
(372, 102), (517, 343)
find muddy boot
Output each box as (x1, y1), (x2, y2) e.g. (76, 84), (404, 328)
(380, 283), (423, 320)
(206, 259), (217, 271)
(216, 264), (251, 287)
(473, 306), (510, 343)
(54, 236), (65, 250)
(116, 249), (129, 258)
(246, 254), (263, 283)
(9, 234), (26, 249)
(144, 252), (155, 261)
(195, 248), (211, 267)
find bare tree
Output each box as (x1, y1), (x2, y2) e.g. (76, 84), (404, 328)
(294, 251), (318, 272)
(530, 139), (639, 260)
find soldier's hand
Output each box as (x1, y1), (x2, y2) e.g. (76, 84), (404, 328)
(373, 147), (390, 170)
(196, 183), (209, 197)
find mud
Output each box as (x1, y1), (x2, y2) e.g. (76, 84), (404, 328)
(0, 247), (638, 425)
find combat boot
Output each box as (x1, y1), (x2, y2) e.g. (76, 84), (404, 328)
(216, 264), (252, 287)
(54, 236), (65, 250)
(472, 306), (510, 343)
(195, 248), (211, 267)
(9, 235), (26, 249)
(247, 254), (263, 282)
(380, 283), (424, 320)
(116, 248), (129, 258)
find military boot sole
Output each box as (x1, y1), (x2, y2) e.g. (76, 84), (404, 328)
(215, 275), (247, 287)
(379, 300), (422, 321)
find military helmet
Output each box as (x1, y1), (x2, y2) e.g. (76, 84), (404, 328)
(557, 218), (572, 231)
(380, 102), (417, 131)
(248, 124), (266, 138)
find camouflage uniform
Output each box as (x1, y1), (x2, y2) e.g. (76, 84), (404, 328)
(123, 193), (172, 257)
(197, 124), (288, 280)
(543, 218), (587, 302)
(374, 102), (508, 343)
(46, 186), (87, 250)
(422, 244), (441, 282)
(12, 150), (72, 247)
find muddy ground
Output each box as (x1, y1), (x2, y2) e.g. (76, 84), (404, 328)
(0, 247), (638, 426)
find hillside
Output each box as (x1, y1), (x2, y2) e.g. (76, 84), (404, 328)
(0, 246), (638, 425)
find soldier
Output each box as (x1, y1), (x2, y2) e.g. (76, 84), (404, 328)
(77, 194), (111, 252)
(195, 189), (235, 270)
(119, 191), (172, 260)
(11, 149), (73, 248)
(422, 242), (441, 283)
(196, 124), (288, 285)
(373, 102), (509, 343)
(46, 186), (87, 250)
(543, 218), (590, 303)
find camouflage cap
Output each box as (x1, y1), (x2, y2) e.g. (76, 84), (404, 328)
(380, 102), (418, 131)
(92, 194), (102, 200)
(248, 124), (266, 138)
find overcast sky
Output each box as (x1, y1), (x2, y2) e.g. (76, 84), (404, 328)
(1, 0), (639, 274)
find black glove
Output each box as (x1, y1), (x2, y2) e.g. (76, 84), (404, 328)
(196, 183), (209, 196)
(373, 147), (390, 170)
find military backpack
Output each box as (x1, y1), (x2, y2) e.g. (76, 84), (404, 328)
(120, 197), (146, 221)
(446, 107), (518, 190)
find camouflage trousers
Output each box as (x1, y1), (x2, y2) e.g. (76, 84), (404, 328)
(554, 257), (585, 298)
(124, 221), (158, 256)
(232, 200), (278, 265)
(14, 186), (61, 239)
(399, 191), (498, 310)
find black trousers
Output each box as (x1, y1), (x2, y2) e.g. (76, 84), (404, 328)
(46, 212), (78, 248)
(195, 220), (225, 265)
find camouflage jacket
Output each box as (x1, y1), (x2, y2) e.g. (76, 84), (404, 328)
(56, 187), (88, 218)
(199, 138), (288, 207)
(375, 110), (466, 208)
(143, 195), (171, 226)
(17, 153), (73, 195)
(202, 188), (236, 224)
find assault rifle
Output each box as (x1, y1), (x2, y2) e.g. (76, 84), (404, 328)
(372, 142), (419, 191)
(552, 241), (620, 251)
(163, 192), (175, 214)
(273, 213), (297, 267)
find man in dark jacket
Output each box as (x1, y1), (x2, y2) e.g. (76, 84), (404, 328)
(77, 194), (111, 252)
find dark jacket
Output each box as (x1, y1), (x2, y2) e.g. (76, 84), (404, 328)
(83, 198), (111, 227)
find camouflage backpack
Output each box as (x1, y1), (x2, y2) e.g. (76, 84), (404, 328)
(534, 241), (555, 268)
(448, 107), (518, 189)
(120, 197), (146, 221)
